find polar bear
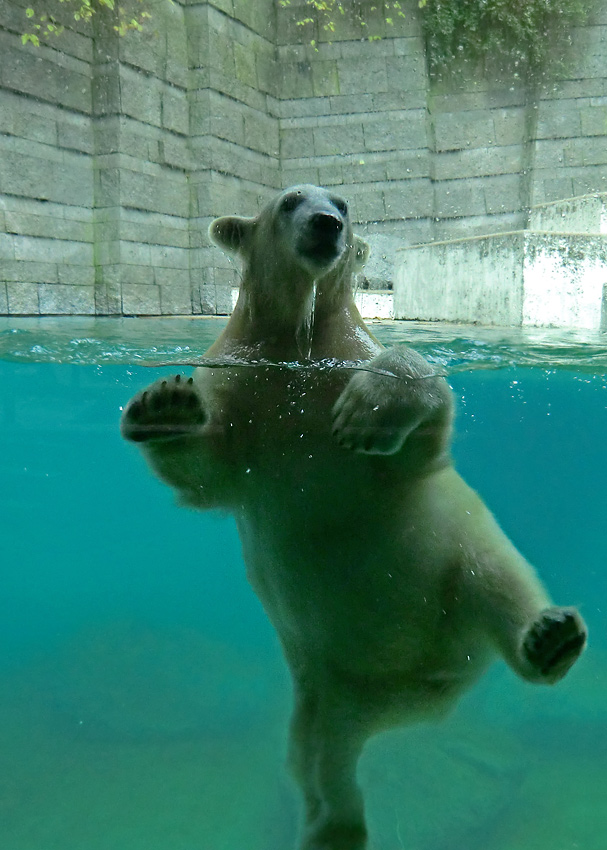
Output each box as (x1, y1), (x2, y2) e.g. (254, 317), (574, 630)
(121, 185), (587, 850)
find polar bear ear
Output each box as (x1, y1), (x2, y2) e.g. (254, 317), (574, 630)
(209, 216), (255, 254)
(353, 236), (370, 270)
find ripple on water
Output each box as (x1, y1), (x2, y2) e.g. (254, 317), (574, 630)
(1, 316), (606, 376)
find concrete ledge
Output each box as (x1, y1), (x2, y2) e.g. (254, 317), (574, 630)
(530, 192), (607, 235)
(396, 231), (607, 330)
(230, 288), (394, 320)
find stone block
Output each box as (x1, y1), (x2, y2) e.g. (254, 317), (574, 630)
(383, 179), (433, 219)
(122, 284), (161, 315)
(393, 36), (424, 58)
(0, 232), (14, 260)
(256, 49), (278, 95)
(385, 150), (430, 180)
(160, 280), (193, 314)
(58, 265), (95, 287)
(433, 145), (522, 181)
(337, 57), (388, 95)
(350, 189), (386, 223)
(244, 109), (279, 157)
(281, 126), (316, 159)
(120, 168), (190, 218)
(348, 157), (388, 184)
(119, 65), (162, 126)
(581, 104), (607, 136)
(1, 260), (58, 284)
(233, 0), (274, 38)
(491, 106), (525, 145)
(433, 110), (496, 152)
(5, 211), (93, 243)
(279, 62), (315, 99)
(120, 240), (152, 266)
(162, 86), (189, 135)
(434, 179), (487, 218)
(0, 44), (91, 113)
(564, 136), (607, 167)
(57, 117), (94, 154)
(159, 136), (192, 171)
(314, 122), (365, 156)
(362, 110), (426, 152)
(39, 284), (95, 315)
(234, 41), (257, 87)
(13, 109), (58, 146)
(6, 282), (39, 315)
(373, 90), (427, 111)
(537, 177), (575, 205)
(209, 91), (246, 145)
(189, 90), (211, 137)
(532, 139), (565, 169)
(13, 235), (92, 265)
(483, 174), (522, 215)
(536, 103), (582, 139)
(327, 93), (375, 115)
(311, 60), (340, 97)
(281, 163), (320, 188)
(571, 167), (607, 198)
(0, 282), (7, 315)
(208, 26), (237, 78)
(150, 244), (190, 269)
(385, 55), (427, 92)
(316, 162), (344, 185)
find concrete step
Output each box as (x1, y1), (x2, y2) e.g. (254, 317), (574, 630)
(230, 287), (394, 320)
(395, 231), (607, 330)
(529, 193), (607, 235)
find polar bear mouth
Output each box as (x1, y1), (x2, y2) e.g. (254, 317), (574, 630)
(296, 212), (346, 270)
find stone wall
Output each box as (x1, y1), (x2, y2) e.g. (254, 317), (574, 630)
(1, 0), (607, 315)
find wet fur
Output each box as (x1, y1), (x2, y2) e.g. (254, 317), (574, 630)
(121, 185), (587, 850)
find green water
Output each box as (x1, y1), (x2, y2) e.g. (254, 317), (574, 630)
(1, 317), (606, 850)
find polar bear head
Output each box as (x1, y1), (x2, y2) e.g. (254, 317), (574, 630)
(209, 185), (369, 326)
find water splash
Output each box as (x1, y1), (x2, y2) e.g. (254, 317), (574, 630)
(295, 281), (318, 361)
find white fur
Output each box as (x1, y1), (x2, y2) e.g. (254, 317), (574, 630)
(122, 186), (587, 850)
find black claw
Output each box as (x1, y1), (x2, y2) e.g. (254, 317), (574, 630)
(175, 374), (181, 383)
(187, 377), (193, 385)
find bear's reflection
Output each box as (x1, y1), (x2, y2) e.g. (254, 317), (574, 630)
(121, 185), (587, 850)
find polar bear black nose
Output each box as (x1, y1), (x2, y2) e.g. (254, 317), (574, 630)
(310, 212), (343, 235)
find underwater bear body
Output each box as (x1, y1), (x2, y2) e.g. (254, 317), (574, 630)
(122, 185), (587, 850)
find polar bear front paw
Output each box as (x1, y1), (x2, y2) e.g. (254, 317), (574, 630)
(331, 371), (411, 455)
(121, 375), (206, 442)
(522, 607), (587, 684)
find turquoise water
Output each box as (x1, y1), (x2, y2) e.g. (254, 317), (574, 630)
(1, 317), (607, 850)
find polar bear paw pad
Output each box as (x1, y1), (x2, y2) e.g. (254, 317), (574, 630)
(523, 607), (587, 683)
(121, 374), (206, 442)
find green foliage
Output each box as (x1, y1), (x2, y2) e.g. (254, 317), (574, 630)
(418, 0), (587, 76)
(280, 0), (587, 76)
(279, 0), (406, 46)
(21, 0), (152, 46)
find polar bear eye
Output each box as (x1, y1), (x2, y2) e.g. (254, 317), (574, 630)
(281, 192), (303, 213)
(331, 198), (348, 217)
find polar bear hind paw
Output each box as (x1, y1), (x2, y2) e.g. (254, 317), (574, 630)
(523, 607), (587, 683)
(302, 820), (368, 850)
(121, 375), (206, 442)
